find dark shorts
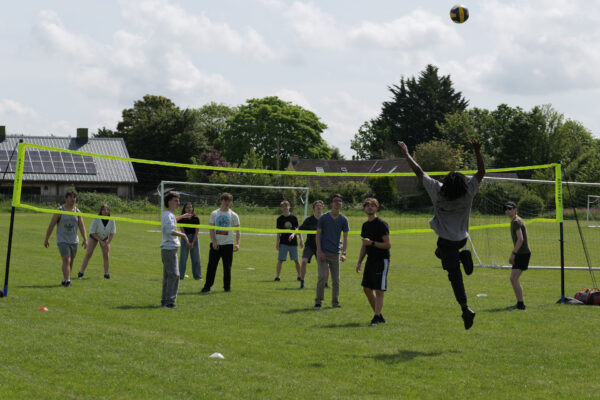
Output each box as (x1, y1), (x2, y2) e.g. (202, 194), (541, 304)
(512, 253), (531, 270)
(361, 258), (390, 291)
(302, 246), (316, 263)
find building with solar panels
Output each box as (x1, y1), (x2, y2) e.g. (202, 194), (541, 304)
(0, 129), (138, 200)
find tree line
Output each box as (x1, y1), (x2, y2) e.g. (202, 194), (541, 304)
(96, 64), (600, 205)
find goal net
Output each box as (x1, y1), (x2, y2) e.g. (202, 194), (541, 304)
(587, 195), (600, 228)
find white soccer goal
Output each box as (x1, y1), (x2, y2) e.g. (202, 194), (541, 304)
(158, 180), (310, 223)
(587, 195), (600, 228)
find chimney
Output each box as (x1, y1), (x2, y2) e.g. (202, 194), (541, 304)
(0, 126), (5, 142)
(76, 128), (88, 144)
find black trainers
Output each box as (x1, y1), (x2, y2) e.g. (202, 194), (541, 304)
(462, 307), (475, 330)
(201, 287), (210, 293)
(164, 303), (177, 309)
(61, 280), (67, 287)
(459, 250), (474, 275)
(332, 303), (341, 308)
(297, 276), (302, 281)
(325, 283), (330, 289)
(378, 314), (386, 323)
(64, 280), (72, 288)
(104, 274), (110, 279)
(314, 303), (321, 310)
(274, 277), (280, 282)
(77, 272), (84, 279)
(507, 303), (526, 310)
(370, 315), (379, 326)
(300, 280), (305, 289)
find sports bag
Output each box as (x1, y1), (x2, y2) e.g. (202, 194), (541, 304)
(574, 288), (600, 305)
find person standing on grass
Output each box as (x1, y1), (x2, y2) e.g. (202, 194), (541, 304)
(44, 190), (88, 288)
(398, 139), (485, 330)
(274, 201), (304, 282)
(298, 200), (327, 289)
(314, 193), (349, 309)
(160, 191), (192, 309)
(78, 204), (116, 280)
(178, 202), (202, 281)
(356, 198), (391, 326)
(504, 201), (531, 310)
(201, 193), (240, 293)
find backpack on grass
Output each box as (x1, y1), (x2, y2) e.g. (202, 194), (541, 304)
(574, 288), (600, 305)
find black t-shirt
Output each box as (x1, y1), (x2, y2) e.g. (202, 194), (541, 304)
(179, 216), (200, 236)
(299, 215), (319, 251)
(361, 217), (390, 260)
(277, 214), (299, 246)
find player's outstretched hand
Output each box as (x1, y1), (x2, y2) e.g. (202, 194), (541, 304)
(469, 138), (482, 152)
(397, 141), (409, 155)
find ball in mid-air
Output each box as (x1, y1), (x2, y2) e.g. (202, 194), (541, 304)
(450, 5), (469, 24)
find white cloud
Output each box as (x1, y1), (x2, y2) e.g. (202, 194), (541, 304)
(120, 0), (279, 61)
(165, 49), (233, 96)
(0, 98), (38, 119)
(275, 89), (313, 110)
(284, 2), (344, 49)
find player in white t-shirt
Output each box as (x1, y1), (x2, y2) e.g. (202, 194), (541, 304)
(201, 193), (240, 293)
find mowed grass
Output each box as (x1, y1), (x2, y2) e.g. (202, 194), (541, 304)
(1, 211), (600, 399)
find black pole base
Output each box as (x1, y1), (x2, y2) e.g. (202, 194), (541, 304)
(556, 296), (567, 304)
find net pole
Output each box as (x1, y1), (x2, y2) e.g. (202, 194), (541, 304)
(2, 206), (16, 298)
(555, 163), (566, 303)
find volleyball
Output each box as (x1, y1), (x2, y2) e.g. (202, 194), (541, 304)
(450, 5), (469, 24)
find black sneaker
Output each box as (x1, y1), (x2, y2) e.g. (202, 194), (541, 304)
(224, 288), (231, 292)
(300, 281), (305, 289)
(274, 277), (280, 282)
(164, 303), (177, 309)
(104, 274), (110, 279)
(77, 272), (84, 279)
(370, 315), (379, 326)
(325, 283), (330, 289)
(61, 280), (67, 287)
(459, 250), (474, 275)
(201, 287), (210, 293)
(314, 303), (321, 310)
(65, 280), (72, 288)
(462, 307), (475, 330)
(507, 303), (526, 310)
(378, 314), (386, 323)
(332, 303), (341, 308)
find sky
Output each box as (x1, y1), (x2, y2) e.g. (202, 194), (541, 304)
(1, 0), (600, 158)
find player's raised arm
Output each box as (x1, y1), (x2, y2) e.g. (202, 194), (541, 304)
(470, 139), (486, 183)
(397, 141), (425, 179)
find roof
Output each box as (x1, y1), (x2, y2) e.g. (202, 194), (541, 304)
(287, 158), (413, 189)
(0, 136), (138, 183)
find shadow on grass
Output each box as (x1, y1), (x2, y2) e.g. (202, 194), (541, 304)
(282, 307), (318, 314)
(178, 290), (226, 296)
(320, 322), (363, 329)
(483, 307), (511, 313)
(17, 284), (61, 289)
(115, 304), (163, 310)
(275, 287), (304, 291)
(370, 349), (450, 364)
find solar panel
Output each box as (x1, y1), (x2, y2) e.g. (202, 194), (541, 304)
(0, 149), (98, 175)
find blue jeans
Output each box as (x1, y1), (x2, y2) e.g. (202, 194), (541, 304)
(179, 235), (202, 280)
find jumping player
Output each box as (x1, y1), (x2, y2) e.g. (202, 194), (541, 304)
(398, 139), (485, 330)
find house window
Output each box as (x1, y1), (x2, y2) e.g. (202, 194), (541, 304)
(316, 167), (324, 173)
(340, 167), (348, 173)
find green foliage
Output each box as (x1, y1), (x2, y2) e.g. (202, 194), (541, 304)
(518, 193), (545, 217)
(327, 181), (372, 205)
(352, 64), (468, 159)
(476, 181), (529, 214)
(195, 102), (238, 145)
(414, 140), (466, 172)
(75, 192), (156, 214)
(367, 176), (398, 206)
(219, 96), (330, 170)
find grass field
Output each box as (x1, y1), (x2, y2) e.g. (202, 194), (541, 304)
(1, 211), (600, 399)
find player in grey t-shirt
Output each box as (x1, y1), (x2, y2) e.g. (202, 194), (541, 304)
(44, 190), (88, 288)
(398, 139), (485, 330)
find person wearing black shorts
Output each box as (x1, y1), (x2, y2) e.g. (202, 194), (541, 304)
(505, 201), (531, 310)
(298, 200), (325, 289)
(356, 198), (391, 326)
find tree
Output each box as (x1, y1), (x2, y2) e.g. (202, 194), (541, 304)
(113, 95), (209, 190)
(196, 102), (238, 146)
(414, 140), (466, 172)
(219, 96), (331, 170)
(352, 64), (468, 159)
(330, 147), (346, 160)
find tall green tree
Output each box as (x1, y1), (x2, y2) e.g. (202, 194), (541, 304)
(351, 64), (468, 159)
(196, 102), (238, 146)
(113, 95), (209, 190)
(219, 96), (331, 170)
